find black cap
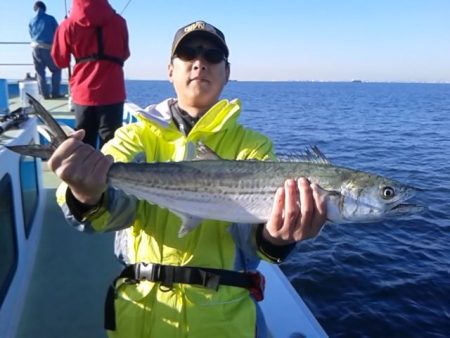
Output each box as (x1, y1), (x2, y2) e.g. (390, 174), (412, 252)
(171, 20), (229, 58)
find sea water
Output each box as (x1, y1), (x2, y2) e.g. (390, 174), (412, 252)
(126, 80), (450, 338)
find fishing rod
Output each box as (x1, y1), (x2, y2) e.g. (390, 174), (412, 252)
(0, 108), (29, 135)
(120, 0), (133, 15)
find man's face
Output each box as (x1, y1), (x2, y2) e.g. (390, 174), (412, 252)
(168, 37), (230, 113)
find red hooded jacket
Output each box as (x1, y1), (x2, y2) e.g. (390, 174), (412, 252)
(52, 0), (130, 105)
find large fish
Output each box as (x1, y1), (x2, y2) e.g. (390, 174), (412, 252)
(7, 94), (424, 236)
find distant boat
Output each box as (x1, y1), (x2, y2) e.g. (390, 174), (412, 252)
(351, 79), (363, 83)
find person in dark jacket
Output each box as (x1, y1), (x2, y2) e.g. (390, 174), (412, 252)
(51, 0), (130, 148)
(29, 1), (61, 99)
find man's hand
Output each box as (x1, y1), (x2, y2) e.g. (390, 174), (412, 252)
(47, 129), (114, 205)
(263, 177), (327, 246)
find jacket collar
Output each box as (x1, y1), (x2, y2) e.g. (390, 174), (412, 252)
(138, 98), (242, 140)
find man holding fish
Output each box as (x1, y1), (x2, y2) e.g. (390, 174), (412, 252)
(48, 20), (325, 337)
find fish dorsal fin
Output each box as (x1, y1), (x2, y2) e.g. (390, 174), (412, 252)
(304, 146), (330, 164)
(278, 146), (330, 164)
(185, 141), (222, 161)
(277, 146), (330, 164)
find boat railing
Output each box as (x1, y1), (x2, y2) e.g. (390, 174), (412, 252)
(0, 42), (33, 66)
(0, 42), (34, 82)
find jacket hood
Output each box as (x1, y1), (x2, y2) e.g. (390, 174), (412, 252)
(70, 0), (116, 27)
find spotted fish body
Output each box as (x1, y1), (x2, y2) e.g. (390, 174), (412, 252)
(7, 94), (424, 236)
(108, 157), (422, 236)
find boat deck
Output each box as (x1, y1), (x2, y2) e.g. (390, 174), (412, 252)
(7, 96), (120, 338)
(16, 188), (120, 338)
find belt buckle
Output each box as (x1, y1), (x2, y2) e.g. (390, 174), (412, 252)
(248, 271), (265, 302)
(136, 263), (159, 281)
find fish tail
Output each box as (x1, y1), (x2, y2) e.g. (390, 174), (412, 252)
(26, 93), (68, 144)
(5, 93), (68, 159)
(6, 144), (55, 159)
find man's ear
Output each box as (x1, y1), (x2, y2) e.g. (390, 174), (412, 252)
(168, 63), (174, 82)
(225, 63), (231, 83)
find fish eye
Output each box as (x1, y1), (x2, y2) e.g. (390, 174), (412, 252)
(381, 186), (395, 199)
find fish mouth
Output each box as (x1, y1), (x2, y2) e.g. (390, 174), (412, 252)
(387, 186), (424, 214)
(389, 203), (425, 215)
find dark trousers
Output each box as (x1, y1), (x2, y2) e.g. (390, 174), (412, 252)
(73, 102), (124, 149)
(32, 47), (61, 98)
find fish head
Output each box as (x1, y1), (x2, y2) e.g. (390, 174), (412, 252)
(326, 173), (424, 223)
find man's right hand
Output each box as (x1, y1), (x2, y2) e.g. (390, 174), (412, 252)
(47, 129), (114, 206)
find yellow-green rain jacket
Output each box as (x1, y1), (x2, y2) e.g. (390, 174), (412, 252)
(57, 98), (275, 338)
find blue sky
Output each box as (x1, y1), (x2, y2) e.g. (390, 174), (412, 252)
(1, 0), (449, 82)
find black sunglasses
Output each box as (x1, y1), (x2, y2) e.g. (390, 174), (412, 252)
(174, 46), (226, 64)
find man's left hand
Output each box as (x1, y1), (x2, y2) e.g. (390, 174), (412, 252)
(263, 177), (327, 246)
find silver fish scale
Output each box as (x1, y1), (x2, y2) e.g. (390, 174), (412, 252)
(107, 160), (348, 194)
(108, 161), (293, 222)
(106, 160), (365, 223)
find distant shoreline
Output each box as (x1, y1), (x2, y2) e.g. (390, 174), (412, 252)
(124, 79), (450, 85)
(4, 78), (450, 85)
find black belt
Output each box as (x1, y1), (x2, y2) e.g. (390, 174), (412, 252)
(105, 263), (265, 330)
(125, 263), (256, 290)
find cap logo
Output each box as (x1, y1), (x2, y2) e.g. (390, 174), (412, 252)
(184, 21), (215, 34)
(172, 20), (228, 58)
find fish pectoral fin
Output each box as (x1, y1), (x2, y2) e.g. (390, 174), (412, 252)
(184, 141), (222, 161)
(172, 211), (203, 238)
(324, 189), (341, 197)
(312, 184), (340, 198)
(195, 142), (222, 160)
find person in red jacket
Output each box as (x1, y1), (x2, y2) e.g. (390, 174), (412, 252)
(51, 0), (130, 148)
